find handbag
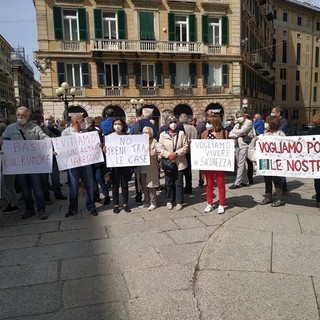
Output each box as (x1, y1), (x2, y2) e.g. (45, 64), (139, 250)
(161, 158), (175, 172)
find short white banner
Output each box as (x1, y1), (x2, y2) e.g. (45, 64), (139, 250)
(105, 134), (150, 167)
(52, 131), (104, 170)
(256, 135), (320, 178)
(190, 139), (235, 171)
(2, 140), (53, 174)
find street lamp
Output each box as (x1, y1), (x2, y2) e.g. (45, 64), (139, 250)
(56, 82), (76, 121)
(130, 98), (144, 116)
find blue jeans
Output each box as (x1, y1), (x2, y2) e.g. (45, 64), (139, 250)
(16, 174), (46, 212)
(93, 165), (109, 197)
(67, 165), (95, 212)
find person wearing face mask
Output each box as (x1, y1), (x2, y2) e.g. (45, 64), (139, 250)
(225, 115), (235, 133)
(108, 117), (132, 214)
(201, 115), (229, 214)
(41, 114), (67, 201)
(0, 106), (50, 219)
(158, 115), (188, 211)
(61, 113), (99, 217)
(229, 109), (254, 189)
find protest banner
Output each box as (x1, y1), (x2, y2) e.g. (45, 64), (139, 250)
(52, 131), (104, 170)
(105, 134), (150, 167)
(190, 139), (235, 171)
(256, 135), (320, 178)
(2, 140), (53, 174)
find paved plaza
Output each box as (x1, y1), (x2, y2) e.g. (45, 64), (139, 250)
(0, 173), (320, 320)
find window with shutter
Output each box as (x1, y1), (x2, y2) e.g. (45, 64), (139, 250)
(221, 16), (229, 45)
(78, 8), (87, 41)
(156, 63), (163, 87)
(57, 62), (65, 85)
(134, 62), (141, 86)
(81, 63), (90, 86)
(96, 62), (106, 87)
(140, 12), (155, 40)
(53, 7), (63, 40)
(168, 13), (175, 41)
(202, 15), (209, 45)
(189, 14), (196, 42)
(119, 62), (128, 86)
(118, 10), (126, 39)
(202, 63), (209, 87)
(169, 63), (176, 86)
(222, 64), (229, 86)
(190, 63), (196, 87)
(94, 9), (103, 39)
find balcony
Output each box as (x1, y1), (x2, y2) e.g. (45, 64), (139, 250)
(174, 86), (193, 96)
(59, 41), (87, 52)
(206, 85), (224, 95)
(265, 5), (273, 20)
(139, 87), (159, 96)
(250, 53), (263, 69)
(105, 87), (123, 97)
(205, 45), (227, 55)
(201, 0), (229, 11)
(91, 39), (204, 54)
(260, 63), (270, 75)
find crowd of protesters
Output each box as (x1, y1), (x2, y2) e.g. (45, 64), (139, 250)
(0, 105), (319, 221)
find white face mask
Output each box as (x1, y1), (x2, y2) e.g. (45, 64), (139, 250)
(169, 123), (177, 130)
(264, 123), (269, 130)
(80, 122), (86, 130)
(226, 120), (231, 126)
(114, 124), (123, 132)
(16, 118), (27, 125)
(270, 112), (276, 116)
(206, 123), (213, 130)
(237, 117), (245, 123)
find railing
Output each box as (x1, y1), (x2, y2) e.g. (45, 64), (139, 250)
(206, 85), (224, 94)
(139, 87), (159, 96)
(60, 41), (87, 52)
(250, 53), (263, 68)
(174, 86), (193, 96)
(105, 87), (123, 97)
(74, 87), (85, 97)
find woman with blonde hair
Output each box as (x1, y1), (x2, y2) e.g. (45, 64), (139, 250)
(201, 115), (228, 214)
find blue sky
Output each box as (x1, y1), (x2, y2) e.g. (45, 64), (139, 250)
(0, 0), (320, 82)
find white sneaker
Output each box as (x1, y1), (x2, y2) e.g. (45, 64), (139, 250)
(218, 205), (225, 214)
(204, 204), (214, 213)
(176, 204), (183, 211)
(148, 204), (157, 211)
(167, 202), (173, 210)
(139, 204), (147, 208)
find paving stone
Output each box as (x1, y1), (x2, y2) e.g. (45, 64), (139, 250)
(0, 261), (58, 289)
(224, 209), (301, 234)
(62, 274), (130, 308)
(197, 212), (236, 226)
(156, 242), (205, 266)
(61, 247), (164, 280)
(0, 241), (91, 266)
(199, 227), (272, 272)
(139, 208), (202, 221)
(273, 233), (320, 276)
(0, 234), (38, 250)
(91, 232), (174, 255)
(0, 282), (61, 319)
(127, 291), (199, 320)
(106, 219), (179, 237)
(172, 216), (206, 229)
(195, 270), (318, 320)
(39, 227), (108, 245)
(0, 221), (59, 236)
(298, 214), (320, 236)
(124, 265), (194, 297)
(167, 226), (218, 244)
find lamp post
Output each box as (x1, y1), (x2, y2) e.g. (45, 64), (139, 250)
(130, 98), (144, 116)
(55, 82), (76, 121)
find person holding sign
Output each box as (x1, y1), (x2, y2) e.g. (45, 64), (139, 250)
(260, 116), (286, 207)
(201, 115), (228, 214)
(158, 115), (188, 211)
(61, 113), (99, 217)
(108, 117), (133, 214)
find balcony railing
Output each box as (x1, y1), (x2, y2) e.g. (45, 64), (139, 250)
(74, 87), (85, 97)
(105, 87), (123, 97)
(250, 53), (263, 68)
(206, 85), (224, 94)
(174, 86), (193, 96)
(60, 41), (87, 52)
(139, 87), (159, 96)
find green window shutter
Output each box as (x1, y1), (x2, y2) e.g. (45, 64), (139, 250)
(53, 6), (63, 40)
(202, 15), (209, 45)
(222, 16), (229, 45)
(57, 62), (65, 85)
(169, 63), (176, 86)
(156, 62), (163, 86)
(168, 13), (175, 41)
(202, 63), (209, 87)
(81, 63), (90, 87)
(118, 10), (126, 39)
(119, 62), (128, 86)
(134, 62), (141, 86)
(190, 63), (197, 87)
(96, 62), (105, 87)
(140, 12), (154, 40)
(78, 8), (87, 40)
(189, 14), (196, 42)
(94, 9), (103, 39)
(222, 64), (229, 86)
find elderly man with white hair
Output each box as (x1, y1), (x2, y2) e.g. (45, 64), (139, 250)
(130, 107), (158, 137)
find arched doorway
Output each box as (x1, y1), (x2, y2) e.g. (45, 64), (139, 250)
(205, 103), (224, 120)
(173, 104), (193, 121)
(102, 105), (126, 119)
(137, 105), (161, 129)
(67, 105), (89, 120)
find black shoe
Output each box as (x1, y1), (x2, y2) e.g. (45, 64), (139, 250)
(65, 210), (78, 218)
(124, 205), (131, 213)
(184, 188), (192, 194)
(22, 210), (35, 219)
(249, 180), (254, 185)
(103, 195), (110, 205)
(229, 184), (241, 189)
(94, 197), (101, 203)
(56, 194), (67, 200)
(271, 199), (285, 207)
(90, 209), (99, 216)
(241, 183), (249, 187)
(260, 198), (272, 205)
(3, 204), (19, 214)
(113, 206), (120, 214)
